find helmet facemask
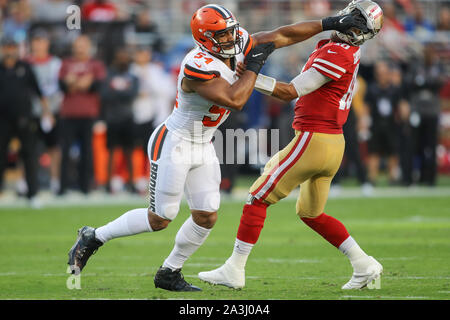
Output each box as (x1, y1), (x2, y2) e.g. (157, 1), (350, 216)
(205, 23), (243, 58)
(336, 0), (383, 46)
(339, 12), (375, 46)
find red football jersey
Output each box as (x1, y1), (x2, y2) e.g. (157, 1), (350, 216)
(292, 39), (361, 134)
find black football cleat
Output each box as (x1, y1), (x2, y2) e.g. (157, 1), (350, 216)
(67, 226), (103, 274)
(154, 266), (202, 292)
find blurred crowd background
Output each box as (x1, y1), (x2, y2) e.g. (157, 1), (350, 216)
(0, 0), (449, 205)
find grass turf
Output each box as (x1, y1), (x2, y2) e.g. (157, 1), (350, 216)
(0, 196), (449, 300)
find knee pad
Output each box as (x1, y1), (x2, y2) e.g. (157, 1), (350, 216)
(160, 203), (180, 221)
(205, 192), (220, 212)
(187, 191), (220, 213)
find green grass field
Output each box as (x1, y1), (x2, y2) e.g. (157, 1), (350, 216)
(0, 195), (449, 300)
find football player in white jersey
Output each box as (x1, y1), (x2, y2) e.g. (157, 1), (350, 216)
(68, 4), (368, 291)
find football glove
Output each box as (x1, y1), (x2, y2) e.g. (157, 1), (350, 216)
(322, 10), (369, 34)
(245, 42), (275, 75)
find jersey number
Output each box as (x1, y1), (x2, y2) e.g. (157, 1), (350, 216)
(335, 43), (351, 50)
(339, 65), (359, 111)
(194, 52), (213, 64)
(202, 105), (230, 127)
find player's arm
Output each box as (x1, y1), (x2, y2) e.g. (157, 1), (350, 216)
(255, 68), (332, 102)
(251, 11), (368, 49)
(183, 43), (275, 111)
(251, 21), (321, 49)
(184, 71), (256, 111)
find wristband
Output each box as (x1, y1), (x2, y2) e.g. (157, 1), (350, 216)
(254, 74), (276, 96)
(246, 61), (264, 75)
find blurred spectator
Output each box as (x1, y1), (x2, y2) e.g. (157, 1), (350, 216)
(437, 6), (450, 31)
(391, 66), (413, 186)
(130, 46), (172, 151)
(367, 1), (411, 64)
(129, 45), (173, 193)
(0, 36), (52, 206)
(405, 44), (446, 186)
(82, 0), (118, 22)
(29, 0), (72, 22)
(2, 0), (32, 46)
(0, 0), (8, 15)
(365, 61), (402, 185)
(404, 1), (435, 42)
(28, 0), (77, 58)
(181, 0), (208, 16)
(303, 0), (330, 18)
(382, 2), (405, 33)
(58, 35), (106, 195)
(127, 9), (165, 54)
(27, 29), (63, 194)
(0, 0), (7, 29)
(101, 48), (138, 193)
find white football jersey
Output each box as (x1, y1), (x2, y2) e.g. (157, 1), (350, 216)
(165, 28), (253, 143)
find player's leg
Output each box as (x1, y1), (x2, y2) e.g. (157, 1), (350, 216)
(367, 130), (381, 185)
(120, 120), (136, 192)
(162, 151), (220, 271)
(78, 119), (94, 194)
(96, 124), (183, 241)
(105, 122), (117, 193)
(199, 131), (315, 288)
(164, 208), (218, 272)
(231, 131), (314, 260)
(387, 155), (400, 184)
(41, 121), (61, 194)
(154, 210), (215, 292)
(0, 118), (13, 194)
(296, 137), (382, 289)
(68, 124), (185, 274)
(58, 119), (75, 196)
(156, 143), (221, 291)
(18, 117), (39, 200)
(67, 208), (162, 274)
(297, 176), (353, 250)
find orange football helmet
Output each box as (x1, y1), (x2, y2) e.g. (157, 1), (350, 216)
(191, 4), (243, 58)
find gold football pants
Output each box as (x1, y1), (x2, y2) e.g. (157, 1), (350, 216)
(249, 130), (345, 218)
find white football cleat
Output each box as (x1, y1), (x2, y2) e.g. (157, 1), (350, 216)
(198, 261), (245, 289)
(342, 256), (383, 290)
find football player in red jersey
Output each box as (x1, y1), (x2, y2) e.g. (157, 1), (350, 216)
(199, 0), (385, 290)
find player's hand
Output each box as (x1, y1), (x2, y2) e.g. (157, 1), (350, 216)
(322, 10), (369, 34)
(245, 42), (275, 75)
(236, 61), (246, 78)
